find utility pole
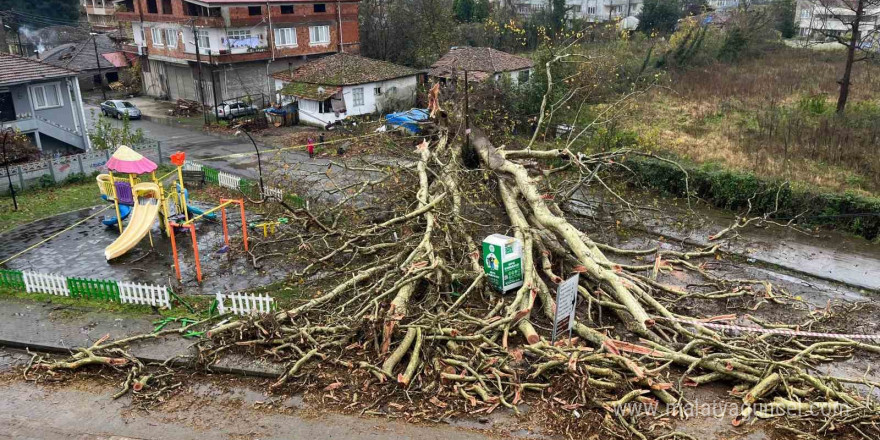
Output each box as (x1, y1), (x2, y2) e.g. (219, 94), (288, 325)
(15, 29), (23, 56)
(1, 130), (18, 211)
(464, 69), (469, 150)
(91, 32), (107, 100)
(192, 21), (209, 125)
(0, 15), (8, 54)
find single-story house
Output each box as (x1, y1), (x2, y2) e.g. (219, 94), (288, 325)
(429, 46), (534, 86)
(39, 33), (131, 92)
(0, 54), (91, 154)
(272, 53), (422, 126)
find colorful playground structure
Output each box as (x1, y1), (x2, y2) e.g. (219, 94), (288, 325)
(96, 146), (248, 283)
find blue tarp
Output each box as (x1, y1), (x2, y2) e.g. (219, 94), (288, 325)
(385, 109), (430, 134)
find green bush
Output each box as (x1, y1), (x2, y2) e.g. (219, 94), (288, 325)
(626, 157), (880, 240)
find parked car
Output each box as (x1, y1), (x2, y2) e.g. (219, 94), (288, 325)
(215, 101), (258, 120)
(100, 100), (142, 120)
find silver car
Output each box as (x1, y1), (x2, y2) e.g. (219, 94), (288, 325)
(100, 100), (142, 120)
(215, 101), (258, 120)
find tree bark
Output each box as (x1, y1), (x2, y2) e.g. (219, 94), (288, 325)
(836, 0), (864, 114)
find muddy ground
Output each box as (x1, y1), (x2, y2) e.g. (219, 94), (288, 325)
(0, 349), (512, 440)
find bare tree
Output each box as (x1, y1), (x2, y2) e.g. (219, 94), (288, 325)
(806, 0), (880, 112)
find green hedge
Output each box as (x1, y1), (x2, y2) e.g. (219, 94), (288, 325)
(625, 157), (880, 240)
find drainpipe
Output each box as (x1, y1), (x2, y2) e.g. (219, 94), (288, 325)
(266, 1), (274, 101)
(267, 1), (275, 61)
(336, 0), (343, 53)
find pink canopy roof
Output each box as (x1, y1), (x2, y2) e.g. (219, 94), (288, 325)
(106, 145), (157, 174)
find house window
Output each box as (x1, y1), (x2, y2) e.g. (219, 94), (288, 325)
(518, 69), (530, 83)
(164, 28), (178, 48)
(570, 5), (580, 13)
(280, 5), (294, 14)
(248, 6), (262, 15)
(374, 86), (382, 96)
(587, 6), (596, 14)
(161, 0), (172, 14)
(197, 30), (211, 50)
(227, 29), (252, 44)
(309, 25), (330, 45)
(146, 0), (158, 13)
(31, 83), (63, 110)
(274, 27), (297, 47)
(319, 98), (333, 113)
(314, 3), (326, 12)
(151, 27), (163, 46)
(352, 87), (364, 106)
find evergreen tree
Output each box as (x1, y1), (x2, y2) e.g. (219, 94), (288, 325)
(774, 0), (798, 38)
(453, 0), (475, 22)
(637, 0), (681, 34)
(472, 0), (490, 22)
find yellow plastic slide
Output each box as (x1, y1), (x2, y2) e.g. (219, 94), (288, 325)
(104, 182), (161, 260)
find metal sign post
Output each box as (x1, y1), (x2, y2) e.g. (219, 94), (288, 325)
(551, 274), (579, 344)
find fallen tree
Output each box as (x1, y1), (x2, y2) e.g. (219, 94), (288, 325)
(27, 94), (880, 440)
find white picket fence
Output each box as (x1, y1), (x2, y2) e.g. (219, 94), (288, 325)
(218, 171), (242, 190)
(184, 159), (284, 201)
(216, 291), (274, 316)
(118, 281), (171, 308)
(18, 270), (170, 308)
(183, 161), (203, 172)
(22, 272), (70, 296)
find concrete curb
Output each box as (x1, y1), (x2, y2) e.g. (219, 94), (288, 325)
(0, 338), (282, 379)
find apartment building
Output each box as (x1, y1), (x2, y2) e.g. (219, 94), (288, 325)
(115, 0), (360, 106)
(796, 0), (880, 39)
(512, 0), (643, 22)
(707, 0), (739, 10)
(82, 0), (121, 32)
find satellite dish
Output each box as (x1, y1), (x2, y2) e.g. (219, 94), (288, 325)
(317, 86), (325, 94)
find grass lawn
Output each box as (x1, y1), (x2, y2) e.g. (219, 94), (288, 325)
(625, 47), (880, 196)
(0, 182), (100, 234)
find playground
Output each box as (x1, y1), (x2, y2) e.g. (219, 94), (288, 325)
(0, 147), (295, 296)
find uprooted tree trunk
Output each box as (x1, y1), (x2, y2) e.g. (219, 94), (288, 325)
(31, 108), (880, 439)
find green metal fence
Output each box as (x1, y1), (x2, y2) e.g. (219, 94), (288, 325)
(204, 167), (219, 185)
(0, 269), (25, 290)
(67, 277), (121, 302)
(239, 178), (257, 199)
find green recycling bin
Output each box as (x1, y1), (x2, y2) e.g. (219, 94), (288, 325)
(482, 234), (524, 292)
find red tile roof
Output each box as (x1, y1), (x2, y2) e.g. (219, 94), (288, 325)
(429, 47), (533, 79)
(0, 53), (78, 86)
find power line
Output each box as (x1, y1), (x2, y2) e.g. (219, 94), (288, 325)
(2, 10), (85, 27)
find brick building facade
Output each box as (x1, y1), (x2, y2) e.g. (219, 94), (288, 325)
(116, 0), (360, 106)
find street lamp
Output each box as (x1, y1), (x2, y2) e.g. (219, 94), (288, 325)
(234, 128), (265, 198)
